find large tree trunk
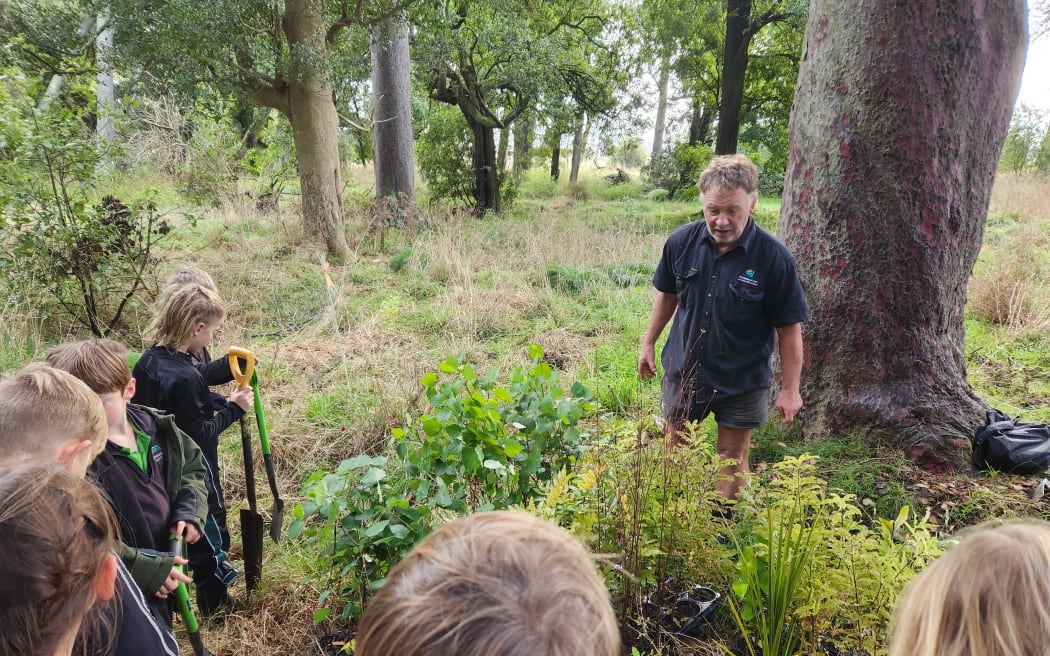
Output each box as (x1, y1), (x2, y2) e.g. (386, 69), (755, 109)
(716, 0), (751, 154)
(569, 113), (588, 183)
(95, 11), (116, 145)
(513, 110), (533, 175)
(497, 126), (509, 175)
(651, 53), (671, 161)
(781, 0), (1027, 470)
(470, 121), (500, 213)
(283, 0), (349, 260)
(371, 17), (415, 202)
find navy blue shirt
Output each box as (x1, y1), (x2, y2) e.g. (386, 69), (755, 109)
(653, 217), (809, 399)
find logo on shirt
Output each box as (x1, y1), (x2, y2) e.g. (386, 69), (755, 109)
(737, 269), (760, 286)
(151, 443), (163, 463)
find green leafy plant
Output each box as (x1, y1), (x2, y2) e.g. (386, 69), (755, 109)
(395, 344), (596, 512)
(289, 455), (430, 620)
(726, 454), (942, 656)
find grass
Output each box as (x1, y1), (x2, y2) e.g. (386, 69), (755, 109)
(2, 166), (1049, 655)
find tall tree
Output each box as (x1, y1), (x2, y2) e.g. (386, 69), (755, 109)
(781, 0), (1027, 469)
(109, 0), (416, 260)
(715, 0), (805, 154)
(370, 16), (415, 204)
(418, 0), (620, 212)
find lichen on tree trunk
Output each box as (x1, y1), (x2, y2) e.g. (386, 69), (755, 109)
(781, 0), (1027, 469)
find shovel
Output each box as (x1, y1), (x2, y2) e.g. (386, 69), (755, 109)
(229, 348), (264, 593)
(231, 347), (285, 543)
(171, 536), (212, 656)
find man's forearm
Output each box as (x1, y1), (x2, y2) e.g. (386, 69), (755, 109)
(642, 291), (678, 346)
(776, 323), (803, 393)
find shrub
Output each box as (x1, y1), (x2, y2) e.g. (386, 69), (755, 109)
(645, 142), (713, 200)
(0, 99), (169, 336)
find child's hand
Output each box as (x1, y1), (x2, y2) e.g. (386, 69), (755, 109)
(230, 386), (252, 411)
(155, 557), (191, 599)
(171, 520), (202, 544)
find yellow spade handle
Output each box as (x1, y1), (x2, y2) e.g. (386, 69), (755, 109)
(228, 346), (256, 390)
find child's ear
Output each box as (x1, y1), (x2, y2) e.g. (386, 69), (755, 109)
(123, 377), (136, 401)
(192, 321), (206, 336)
(92, 553), (118, 601)
(56, 439), (95, 477)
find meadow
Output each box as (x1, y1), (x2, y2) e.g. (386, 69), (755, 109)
(1, 166), (1048, 655)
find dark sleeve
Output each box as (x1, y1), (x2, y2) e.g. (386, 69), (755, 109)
(169, 424), (209, 531)
(652, 234), (680, 294)
(764, 248), (810, 327)
(197, 354), (235, 385)
(97, 560), (180, 656)
(184, 400), (244, 447)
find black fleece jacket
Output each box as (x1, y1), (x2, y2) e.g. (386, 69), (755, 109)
(131, 346), (244, 456)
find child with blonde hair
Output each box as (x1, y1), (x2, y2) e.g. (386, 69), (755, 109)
(133, 283), (252, 614)
(0, 364), (179, 656)
(0, 460), (119, 656)
(888, 520), (1050, 656)
(47, 338), (209, 627)
(356, 510), (620, 656)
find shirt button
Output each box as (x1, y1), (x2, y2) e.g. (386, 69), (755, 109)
(707, 293), (712, 297)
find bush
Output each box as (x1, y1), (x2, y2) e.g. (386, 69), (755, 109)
(645, 142), (712, 200)
(0, 96), (169, 336)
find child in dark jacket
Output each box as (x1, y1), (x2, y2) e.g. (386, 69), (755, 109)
(47, 338), (209, 627)
(160, 265), (231, 410)
(132, 283), (252, 615)
(0, 363), (180, 656)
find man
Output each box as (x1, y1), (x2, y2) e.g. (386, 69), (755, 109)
(638, 154), (809, 500)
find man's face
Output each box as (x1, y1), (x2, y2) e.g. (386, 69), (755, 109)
(701, 185), (756, 252)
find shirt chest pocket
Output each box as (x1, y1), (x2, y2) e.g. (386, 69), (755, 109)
(674, 267), (701, 308)
(727, 280), (765, 323)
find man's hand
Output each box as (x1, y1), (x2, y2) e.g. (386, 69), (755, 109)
(171, 520), (201, 544)
(775, 389), (803, 423)
(154, 557), (191, 599)
(638, 343), (658, 379)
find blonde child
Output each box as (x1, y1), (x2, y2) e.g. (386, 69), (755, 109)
(0, 364), (180, 656)
(132, 283), (251, 614)
(888, 520), (1050, 656)
(356, 510), (621, 656)
(0, 460), (119, 656)
(47, 338), (210, 627)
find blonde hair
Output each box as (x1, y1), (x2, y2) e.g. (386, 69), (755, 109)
(164, 265), (216, 291)
(698, 153), (759, 196)
(0, 460), (117, 656)
(146, 283), (225, 349)
(888, 520), (1050, 656)
(0, 364), (107, 459)
(356, 510), (620, 656)
(46, 339), (131, 395)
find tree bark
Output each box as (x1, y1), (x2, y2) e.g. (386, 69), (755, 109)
(716, 0), (751, 154)
(282, 0), (349, 261)
(569, 113), (588, 183)
(550, 132), (561, 181)
(470, 121), (500, 213)
(95, 11), (116, 145)
(371, 17), (415, 202)
(689, 98), (712, 147)
(781, 0), (1027, 470)
(651, 53), (671, 161)
(513, 110), (533, 174)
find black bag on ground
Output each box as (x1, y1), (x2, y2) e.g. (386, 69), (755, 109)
(972, 409), (1050, 475)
